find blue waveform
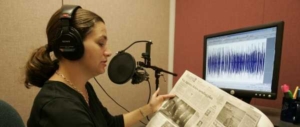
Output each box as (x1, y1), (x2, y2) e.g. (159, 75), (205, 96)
(207, 44), (266, 77)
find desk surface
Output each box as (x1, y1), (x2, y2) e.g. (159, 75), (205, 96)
(256, 105), (299, 127)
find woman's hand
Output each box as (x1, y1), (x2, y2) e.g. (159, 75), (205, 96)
(149, 88), (176, 113)
(123, 88), (175, 127)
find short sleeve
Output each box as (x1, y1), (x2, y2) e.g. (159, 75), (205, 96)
(39, 98), (94, 127)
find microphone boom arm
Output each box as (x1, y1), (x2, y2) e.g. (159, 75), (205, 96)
(138, 61), (177, 90)
(138, 62), (177, 76)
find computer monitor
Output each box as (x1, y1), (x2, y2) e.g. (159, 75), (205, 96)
(203, 21), (284, 103)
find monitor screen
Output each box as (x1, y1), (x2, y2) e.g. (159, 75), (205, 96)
(203, 21), (284, 102)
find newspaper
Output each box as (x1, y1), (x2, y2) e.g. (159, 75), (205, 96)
(147, 70), (273, 127)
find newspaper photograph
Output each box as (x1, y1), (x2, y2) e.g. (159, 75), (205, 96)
(146, 70), (273, 127)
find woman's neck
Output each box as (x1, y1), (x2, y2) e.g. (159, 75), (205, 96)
(51, 60), (90, 91)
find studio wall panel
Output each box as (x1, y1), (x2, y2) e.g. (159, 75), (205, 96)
(0, 0), (61, 124)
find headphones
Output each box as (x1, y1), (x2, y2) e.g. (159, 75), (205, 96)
(53, 5), (84, 60)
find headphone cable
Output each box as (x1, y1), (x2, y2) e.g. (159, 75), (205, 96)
(94, 77), (148, 125)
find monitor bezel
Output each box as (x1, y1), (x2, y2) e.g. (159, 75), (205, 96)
(203, 21), (284, 100)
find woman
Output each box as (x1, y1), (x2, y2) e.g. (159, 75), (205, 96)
(25, 5), (174, 127)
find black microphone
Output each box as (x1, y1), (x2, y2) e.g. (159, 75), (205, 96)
(107, 40), (177, 86)
(107, 51), (149, 85)
(131, 65), (149, 84)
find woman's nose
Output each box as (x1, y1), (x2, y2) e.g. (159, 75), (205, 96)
(105, 49), (112, 57)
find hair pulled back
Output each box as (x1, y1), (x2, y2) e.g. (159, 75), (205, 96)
(24, 7), (104, 88)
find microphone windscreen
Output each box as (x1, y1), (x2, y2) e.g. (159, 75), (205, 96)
(108, 52), (136, 84)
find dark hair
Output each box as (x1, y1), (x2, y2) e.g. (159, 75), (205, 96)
(24, 7), (105, 88)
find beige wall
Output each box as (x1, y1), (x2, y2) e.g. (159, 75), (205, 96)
(0, 0), (170, 126)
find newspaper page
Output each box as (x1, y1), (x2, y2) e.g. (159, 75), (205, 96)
(146, 70), (273, 127)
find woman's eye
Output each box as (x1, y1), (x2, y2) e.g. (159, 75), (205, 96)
(98, 42), (105, 47)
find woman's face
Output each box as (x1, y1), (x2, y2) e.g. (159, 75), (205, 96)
(79, 22), (111, 77)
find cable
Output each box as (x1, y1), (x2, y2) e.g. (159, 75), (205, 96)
(137, 67), (151, 105)
(94, 78), (129, 112)
(140, 68), (151, 121)
(146, 80), (151, 105)
(94, 77), (147, 125)
(146, 80), (151, 121)
(119, 40), (151, 53)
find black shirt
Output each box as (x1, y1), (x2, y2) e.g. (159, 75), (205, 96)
(27, 81), (124, 127)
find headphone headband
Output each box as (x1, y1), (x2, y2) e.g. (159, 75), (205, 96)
(61, 5), (81, 19)
(60, 5), (81, 31)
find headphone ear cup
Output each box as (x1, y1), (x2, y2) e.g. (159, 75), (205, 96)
(54, 27), (84, 60)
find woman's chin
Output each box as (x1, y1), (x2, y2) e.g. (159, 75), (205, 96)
(97, 68), (106, 75)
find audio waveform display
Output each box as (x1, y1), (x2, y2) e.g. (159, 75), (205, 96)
(206, 40), (266, 83)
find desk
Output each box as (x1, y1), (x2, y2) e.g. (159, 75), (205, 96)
(256, 106), (300, 127)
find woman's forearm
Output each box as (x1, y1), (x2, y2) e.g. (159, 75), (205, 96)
(123, 104), (153, 127)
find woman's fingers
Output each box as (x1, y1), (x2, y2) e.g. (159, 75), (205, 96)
(152, 88), (176, 101)
(163, 94), (176, 99)
(161, 94), (176, 101)
(152, 88), (160, 97)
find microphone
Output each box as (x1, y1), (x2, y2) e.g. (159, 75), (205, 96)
(107, 40), (177, 87)
(131, 65), (149, 84)
(107, 51), (149, 85)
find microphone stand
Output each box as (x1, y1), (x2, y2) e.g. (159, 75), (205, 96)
(121, 40), (177, 89)
(139, 40), (177, 90)
(138, 62), (177, 90)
